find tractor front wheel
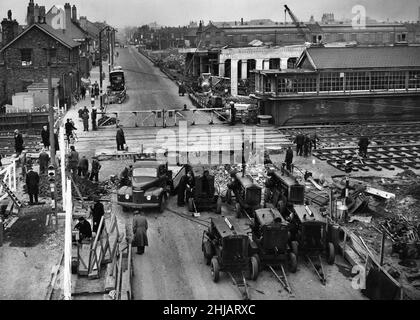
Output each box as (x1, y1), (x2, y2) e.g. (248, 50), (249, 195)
(248, 255), (259, 281)
(202, 241), (213, 265)
(327, 242), (335, 265)
(211, 257), (220, 283)
(289, 253), (298, 273)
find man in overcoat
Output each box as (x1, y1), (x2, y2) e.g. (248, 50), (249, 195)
(40, 125), (50, 149)
(132, 211), (148, 254)
(26, 167), (40, 204)
(90, 198), (105, 234)
(116, 125), (126, 151)
(285, 146), (294, 172)
(14, 129), (24, 155)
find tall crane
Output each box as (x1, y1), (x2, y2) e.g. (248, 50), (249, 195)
(284, 4), (312, 43)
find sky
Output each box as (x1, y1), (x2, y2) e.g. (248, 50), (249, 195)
(1, 0), (420, 28)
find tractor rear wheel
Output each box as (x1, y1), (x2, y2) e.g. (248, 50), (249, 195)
(291, 241), (299, 258)
(289, 253), (298, 273)
(327, 242), (335, 265)
(203, 241), (213, 265)
(249, 255), (259, 281)
(211, 258), (220, 283)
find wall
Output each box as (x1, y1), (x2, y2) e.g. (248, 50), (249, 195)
(259, 96), (420, 125)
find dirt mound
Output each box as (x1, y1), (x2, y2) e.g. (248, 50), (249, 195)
(38, 171), (112, 201)
(5, 206), (51, 247)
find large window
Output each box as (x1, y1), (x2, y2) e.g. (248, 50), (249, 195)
(408, 71), (420, 89)
(264, 77), (272, 93)
(49, 49), (57, 64)
(320, 72), (344, 92)
(277, 75), (316, 94)
(21, 49), (32, 66)
(346, 72), (369, 91)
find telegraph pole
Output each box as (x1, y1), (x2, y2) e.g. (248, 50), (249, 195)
(47, 49), (55, 160)
(99, 29), (103, 110)
(47, 48), (57, 228)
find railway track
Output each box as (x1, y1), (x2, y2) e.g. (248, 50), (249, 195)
(278, 122), (420, 173)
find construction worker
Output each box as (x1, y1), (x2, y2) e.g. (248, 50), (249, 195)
(78, 156), (89, 177)
(90, 198), (105, 234)
(90, 157), (101, 182)
(74, 217), (92, 243)
(229, 101), (236, 126)
(65, 119), (77, 143)
(14, 129), (24, 156)
(38, 148), (50, 174)
(68, 146), (79, 175)
(132, 210), (148, 255)
(285, 146), (294, 172)
(358, 136), (370, 158)
(293, 132), (305, 156)
(303, 135), (311, 157)
(311, 132), (320, 151)
(91, 106), (97, 131)
(177, 167), (194, 206)
(119, 165), (132, 187)
(82, 107), (89, 131)
(116, 125), (126, 151)
(26, 166), (39, 205)
(40, 125), (50, 150)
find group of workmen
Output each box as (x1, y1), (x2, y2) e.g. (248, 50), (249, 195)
(77, 105), (98, 132)
(67, 145), (102, 181)
(293, 132), (319, 157)
(73, 197), (105, 242)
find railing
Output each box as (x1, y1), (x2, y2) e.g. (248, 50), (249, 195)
(97, 107), (229, 128)
(0, 158), (18, 202)
(87, 213), (120, 279)
(115, 243), (133, 300)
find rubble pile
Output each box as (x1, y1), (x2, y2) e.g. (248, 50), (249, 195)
(38, 172), (114, 201)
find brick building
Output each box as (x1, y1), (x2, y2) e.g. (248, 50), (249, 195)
(0, 22), (81, 107)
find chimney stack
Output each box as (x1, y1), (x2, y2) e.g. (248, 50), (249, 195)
(27, 0), (35, 25)
(34, 4), (39, 23)
(39, 6), (46, 24)
(79, 16), (87, 29)
(72, 5), (77, 22)
(64, 3), (71, 28)
(2, 17), (19, 46)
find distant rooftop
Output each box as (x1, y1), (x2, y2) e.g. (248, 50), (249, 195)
(301, 46), (420, 69)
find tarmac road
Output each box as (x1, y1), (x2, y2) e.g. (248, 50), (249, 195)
(73, 47), (366, 300)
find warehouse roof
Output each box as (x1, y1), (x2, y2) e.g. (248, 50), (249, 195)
(297, 46), (420, 70)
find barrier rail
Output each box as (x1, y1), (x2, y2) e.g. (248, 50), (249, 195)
(97, 107), (229, 128)
(87, 213), (120, 279)
(0, 158), (18, 202)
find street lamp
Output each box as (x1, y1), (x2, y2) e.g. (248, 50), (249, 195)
(99, 25), (117, 110)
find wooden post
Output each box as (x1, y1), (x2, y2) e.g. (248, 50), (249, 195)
(380, 231), (386, 266)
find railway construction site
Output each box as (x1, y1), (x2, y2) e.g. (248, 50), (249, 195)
(1, 43), (420, 302)
(4, 116), (412, 301)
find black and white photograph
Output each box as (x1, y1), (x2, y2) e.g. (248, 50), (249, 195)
(0, 0), (419, 308)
